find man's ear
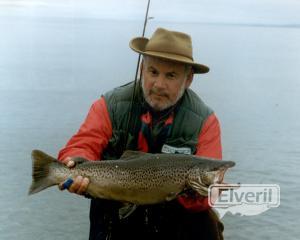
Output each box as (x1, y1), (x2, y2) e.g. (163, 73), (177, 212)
(140, 59), (144, 74)
(185, 68), (194, 88)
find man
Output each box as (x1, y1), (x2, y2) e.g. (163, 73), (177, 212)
(58, 28), (223, 240)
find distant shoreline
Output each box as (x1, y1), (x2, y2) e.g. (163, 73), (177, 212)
(0, 14), (299, 29)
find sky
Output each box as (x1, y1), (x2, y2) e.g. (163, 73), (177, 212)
(0, 0), (300, 25)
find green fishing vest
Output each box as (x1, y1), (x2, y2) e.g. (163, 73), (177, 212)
(102, 81), (213, 160)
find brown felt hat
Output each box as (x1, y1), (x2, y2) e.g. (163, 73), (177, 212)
(129, 27), (209, 74)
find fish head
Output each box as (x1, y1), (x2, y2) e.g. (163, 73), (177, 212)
(199, 160), (235, 186)
(187, 160), (235, 197)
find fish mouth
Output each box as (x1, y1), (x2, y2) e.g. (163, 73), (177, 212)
(205, 164), (234, 186)
(213, 161), (235, 184)
(214, 168), (227, 184)
(214, 163), (235, 184)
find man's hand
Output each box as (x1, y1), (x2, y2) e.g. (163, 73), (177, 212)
(58, 157), (90, 195)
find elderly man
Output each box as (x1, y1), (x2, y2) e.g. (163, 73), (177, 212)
(58, 28), (223, 240)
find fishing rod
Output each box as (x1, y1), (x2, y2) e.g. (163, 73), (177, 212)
(123, 0), (151, 151)
(131, 0), (151, 97)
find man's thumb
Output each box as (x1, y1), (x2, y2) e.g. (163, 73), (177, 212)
(62, 157), (75, 168)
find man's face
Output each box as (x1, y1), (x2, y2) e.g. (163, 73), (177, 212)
(141, 56), (193, 111)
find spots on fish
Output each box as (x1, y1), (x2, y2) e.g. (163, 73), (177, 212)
(30, 150), (235, 205)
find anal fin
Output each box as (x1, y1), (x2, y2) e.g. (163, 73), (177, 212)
(118, 203), (137, 219)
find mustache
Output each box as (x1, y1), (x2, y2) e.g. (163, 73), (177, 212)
(149, 88), (169, 98)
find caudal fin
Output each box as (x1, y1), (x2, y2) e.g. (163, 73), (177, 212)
(28, 149), (57, 195)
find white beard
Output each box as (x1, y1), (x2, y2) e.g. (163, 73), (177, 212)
(141, 78), (186, 111)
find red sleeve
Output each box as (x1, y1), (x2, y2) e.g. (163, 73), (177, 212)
(57, 97), (112, 161)
(196, 113), (222, 159)
(178, 113), (222, 212)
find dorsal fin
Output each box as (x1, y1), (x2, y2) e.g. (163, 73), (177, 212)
(120, 150), (148, 160)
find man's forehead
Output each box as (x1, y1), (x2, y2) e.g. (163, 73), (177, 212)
(144, 56), (186, 70)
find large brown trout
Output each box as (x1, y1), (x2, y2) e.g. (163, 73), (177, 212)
(29, 150), (235, 205)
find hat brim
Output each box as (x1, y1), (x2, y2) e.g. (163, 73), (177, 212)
(129, 37), (209, 74)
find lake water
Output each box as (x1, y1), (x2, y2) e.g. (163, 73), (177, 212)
(0, 16), (300, 239)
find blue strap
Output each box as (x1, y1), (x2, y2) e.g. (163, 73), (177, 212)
(61, 178), (74, 190)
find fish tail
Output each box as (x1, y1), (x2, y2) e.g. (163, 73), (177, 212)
(28, 149), (58, 195)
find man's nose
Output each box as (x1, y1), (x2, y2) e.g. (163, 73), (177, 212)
(153, 75), (166, 89)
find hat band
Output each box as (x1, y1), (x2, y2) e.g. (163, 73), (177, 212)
(144, 50), (194, 64)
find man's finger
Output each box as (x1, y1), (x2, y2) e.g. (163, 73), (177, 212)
(66, 160), (75, 168)
(68, 176), (83, 193)
(76, 177), (90, 195)
(61, 156), (72, 164)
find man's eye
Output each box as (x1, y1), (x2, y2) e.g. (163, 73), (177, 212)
(150, 70), (158, 75)
(166, 73), (176, 79)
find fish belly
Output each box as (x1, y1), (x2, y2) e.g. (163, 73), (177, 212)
(86, 178), (185, 205)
